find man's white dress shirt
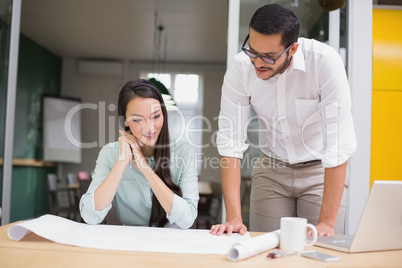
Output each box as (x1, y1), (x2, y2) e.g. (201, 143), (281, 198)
(217, 38), (356, 168)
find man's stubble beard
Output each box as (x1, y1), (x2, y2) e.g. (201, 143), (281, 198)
(255, 54), (291, 81)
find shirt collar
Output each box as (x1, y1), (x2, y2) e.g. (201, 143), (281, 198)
(288, 42), (306, 72)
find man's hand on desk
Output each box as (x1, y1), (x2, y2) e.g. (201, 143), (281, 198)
(309, 222), (335, 237)
(209, 218), (247, 236)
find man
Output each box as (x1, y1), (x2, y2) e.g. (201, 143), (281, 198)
(210, 4), (356, 236)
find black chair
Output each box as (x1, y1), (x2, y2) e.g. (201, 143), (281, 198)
(47, 173), (77, 220)
(77, 171), (91, 223)
(76, 171), (122, 225)
(66, 172), (80, 215)
(77, 171), (91, 200)
(104, 205), (122, 225)
(195, 181), (222, 229)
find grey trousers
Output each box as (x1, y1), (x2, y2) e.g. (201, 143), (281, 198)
(249, 153), (349, 234)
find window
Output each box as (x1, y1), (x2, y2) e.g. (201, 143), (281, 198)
(174, 74), (199, 103)
(146, 73), (171, 89)
(143, 72), (200, 105)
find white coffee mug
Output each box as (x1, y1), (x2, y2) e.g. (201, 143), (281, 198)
(280, 217), (318, 252)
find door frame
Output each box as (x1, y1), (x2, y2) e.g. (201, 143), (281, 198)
(1, 0), (21, 225)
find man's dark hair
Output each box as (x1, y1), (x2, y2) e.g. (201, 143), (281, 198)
(249, 4), (300, 47)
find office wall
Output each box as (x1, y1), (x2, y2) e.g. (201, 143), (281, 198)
(59, 58), (122, 178)
(371, 8), (402, 185)
(199, 68), (225, 182)
(0, 22), (61, 221)
(60, 59), (225, 183)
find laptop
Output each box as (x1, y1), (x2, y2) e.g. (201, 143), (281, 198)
(312, 180), (402, 253)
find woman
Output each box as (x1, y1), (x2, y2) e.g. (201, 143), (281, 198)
(80, 79), (199, 228)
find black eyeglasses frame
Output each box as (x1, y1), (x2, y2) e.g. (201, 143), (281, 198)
(241, 34), (294, 65)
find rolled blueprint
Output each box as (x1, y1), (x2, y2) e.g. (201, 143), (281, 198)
(8, 214), (251, 255)
(228, 230), (280, 261)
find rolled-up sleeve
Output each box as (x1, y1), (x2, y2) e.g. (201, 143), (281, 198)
(318, 48), (357, 167)
(166, 142), (199, 229)
(79, 145), (113, 224)
(217, 54), (251, 159)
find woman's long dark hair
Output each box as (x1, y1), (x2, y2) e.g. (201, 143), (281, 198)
(118, 79), (182, 227)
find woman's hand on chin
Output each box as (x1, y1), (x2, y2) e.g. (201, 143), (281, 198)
(119, 130), (148, 170)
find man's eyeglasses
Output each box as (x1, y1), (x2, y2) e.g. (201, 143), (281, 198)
(241, 34), (294, 65)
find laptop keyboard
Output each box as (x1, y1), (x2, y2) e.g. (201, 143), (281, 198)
(314, 235), (354, 249)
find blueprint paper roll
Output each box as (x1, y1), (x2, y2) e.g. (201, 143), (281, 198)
(7, 214), (251, 255)
(227, 230), (280, 261)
